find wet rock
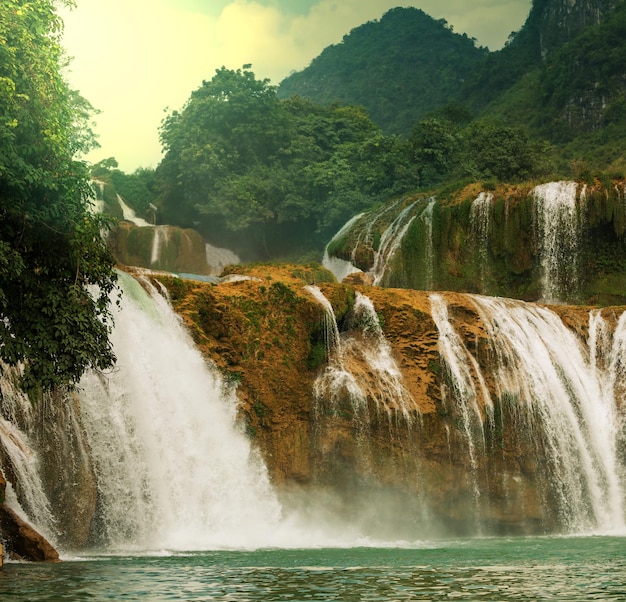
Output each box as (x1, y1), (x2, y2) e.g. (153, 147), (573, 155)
(0, 505), (60, 562)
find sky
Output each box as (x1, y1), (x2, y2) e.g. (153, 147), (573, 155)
(60, 1), (532, 172)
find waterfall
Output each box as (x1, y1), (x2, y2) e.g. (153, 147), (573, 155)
(322, 214), (363, 282)
(205, 242), (240, 275)
(471, 192), (492, 291)
(306, 286), (415, 429)
(75, 273), (282, 551)
(371, 201), (419, 286)
(532, 181), (582, 303)
(150, 225), (170, 266)
(89, 180), (106, 215)
(430, 294), (492, 515)
(418, 198), (436, 290)
(432, 292), (625, 532)
(117, 194), (152, 227)
(0, 371), (56, 542)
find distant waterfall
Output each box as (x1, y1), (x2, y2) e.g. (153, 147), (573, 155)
(431, 293), (625, 532)
(322, 214), (363, 282)
(371, 202), (418, 286)
(532, 181), (583, 303)
(205, 242), (240, 275)
(150, 226), (170, 266)
(76, 273), (283, 551)
(117, 194), (152, 227)
(418, 198), (436, 290)
(471, 192), (492, 290)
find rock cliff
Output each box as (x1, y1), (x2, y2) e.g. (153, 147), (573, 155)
(153, 264), (625, 535)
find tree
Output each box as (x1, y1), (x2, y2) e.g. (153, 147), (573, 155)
(156, 69), (403, 257)
(461, 121), (547, 182)
(0, 0), (118, 391)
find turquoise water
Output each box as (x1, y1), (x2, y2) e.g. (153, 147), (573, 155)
(1, 536), (625, 600)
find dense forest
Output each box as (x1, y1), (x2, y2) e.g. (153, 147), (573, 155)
(0, 0), (117, 390)
(99, 1), (626, 261)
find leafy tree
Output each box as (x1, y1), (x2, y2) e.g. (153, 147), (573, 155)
(407, 118), (460, 186)
(156, 69), (411, 258)
(0, 0), (117, 390)
(461, 121), (548, 182)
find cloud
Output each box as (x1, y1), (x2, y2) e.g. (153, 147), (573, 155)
(61, 0), (531, 171)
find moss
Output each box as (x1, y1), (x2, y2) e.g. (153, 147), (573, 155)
(307, 339), (327, 370)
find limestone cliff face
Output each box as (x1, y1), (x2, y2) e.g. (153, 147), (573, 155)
(109, 222), (214, 275)
(158, 264), (626, 535)
(537, 0), (619, 58)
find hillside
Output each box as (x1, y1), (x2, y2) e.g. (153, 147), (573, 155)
(277, 7), (488, 136)
(278, 1), (626, 171)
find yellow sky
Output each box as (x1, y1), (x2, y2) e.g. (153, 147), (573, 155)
(60, 0), (531, 172)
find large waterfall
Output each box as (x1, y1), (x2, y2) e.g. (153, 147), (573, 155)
(0, 273), (284, 552)
(2, 269), (626, 554)
(432, 293), (626, 533)
(77, 273), (284, 551)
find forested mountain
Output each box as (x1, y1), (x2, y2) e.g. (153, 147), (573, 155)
(278, 1), (626, 166)
(116, 0), (626, 262)
(277, 7), (488, 136)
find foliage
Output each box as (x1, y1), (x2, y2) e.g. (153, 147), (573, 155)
(0, 0), (117, 390)
(278, 7), (488, 135)
(90, 158), (157, 219)
(156, 67), (419, 259)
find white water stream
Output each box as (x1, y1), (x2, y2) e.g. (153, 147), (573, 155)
(532, 181), (583, 303)
(431, 293), (626, 532)
(75, 273), (283, 551)
(306, 286), (415, 428)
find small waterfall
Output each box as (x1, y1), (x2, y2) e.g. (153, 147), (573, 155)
(471, 192), (492, 291)
(89, 180), (106, 215)
(306, 286), (415, 429)
(532, 181), (582, 303)
(322, 214), (363, 282)
(305, 285), (368, 429)
(76, 272), (283, 551)
(430, 294), (492, 516)
(0, 371), (56, 542)
(117, 194), (152, 227)
(205, 242), (240, 275)
(150, 225), (170, 266)
(371, 201), (419, 286)
(418, 198), (436, 290)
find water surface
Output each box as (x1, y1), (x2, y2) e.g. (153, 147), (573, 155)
(1, 535), (625, 601)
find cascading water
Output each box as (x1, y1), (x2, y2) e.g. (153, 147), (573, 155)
(430, 294), (492, 519)
(322, 214), (363, 282)
(471, 192), (492, 291)
(0, 370), (56, 542)
(371, 201), (419, 286)
(431, 292), (626, 533)
(306, 286), (416, 430)
(76, 272), (283, 551)
(533, 181), (583, 303)
(150, 225), (170, 266)
(117, 194), (152, 227)
(205, 242), (240, 275)
(417, 197), (436, 290)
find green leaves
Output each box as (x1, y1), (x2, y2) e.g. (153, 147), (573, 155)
(0, 0), (118, 391)
(156, 67), (409, 257)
